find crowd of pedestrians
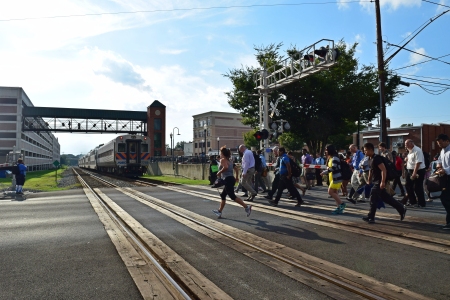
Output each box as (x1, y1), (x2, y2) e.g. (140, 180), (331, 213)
(209, 134), (450, 230)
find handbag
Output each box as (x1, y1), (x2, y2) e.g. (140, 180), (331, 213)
(426, 173), (448, 193)
(261, 167), (268, 178)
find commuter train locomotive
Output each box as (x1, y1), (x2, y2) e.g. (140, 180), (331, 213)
(78, 134), (150, 177)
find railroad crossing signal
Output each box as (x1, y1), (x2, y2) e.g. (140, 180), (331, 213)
(269, 94), (285, 118)
(254, 129), (269, 141)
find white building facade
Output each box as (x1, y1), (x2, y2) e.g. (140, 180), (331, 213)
(0, 87), (60, 171)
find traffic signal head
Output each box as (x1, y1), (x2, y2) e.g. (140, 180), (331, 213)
(254, 131), (263, 141)
(261, 129), (269, 140)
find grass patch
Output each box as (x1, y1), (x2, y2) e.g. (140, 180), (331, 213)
(143, 175), (210, 185)
(0, 166), (80, 192)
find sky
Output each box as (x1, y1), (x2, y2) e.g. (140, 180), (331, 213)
(1, 0), (449, 155)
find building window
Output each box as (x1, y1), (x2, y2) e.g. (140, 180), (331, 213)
(0, 98), (17, 104)
(154, 150), (162, 156)
(0, 115), (16, 121)
(154, 118), (162, 130)
(0, 132), (16, 138)
(195, 143), (198, 148)
(207, 141), (210, 147)
(154, 132), (162, 148)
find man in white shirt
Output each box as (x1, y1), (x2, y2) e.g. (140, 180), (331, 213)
(404, 139), (427, 207)
(435, 134), (450, 229)
(239, 145), (257, 201)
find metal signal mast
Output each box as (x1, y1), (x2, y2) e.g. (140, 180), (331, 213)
(254, 39), (340, 154)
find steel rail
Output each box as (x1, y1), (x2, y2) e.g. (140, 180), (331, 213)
(73, 168), (192, 300)
(78, 171), (427, 299)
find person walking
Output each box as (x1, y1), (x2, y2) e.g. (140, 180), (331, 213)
(208, 155), (219, 185)
(239, 145), (257, 201)
(347, 144), (365, 202)
(253, 150), (267, 193)
(264, 147), (281, 201)
(435, 134), (450, 229)
(404, 139), (427, 207)
(301, 149), (314, 189)
(313, 152), (325, 186)
(320, 145), (347, 214)
(288, 151), (306, 197)
(257, 149), (270, 192)
(362, 143), (407, 223)
(15, 159), (27, 195)
(212, 147), (252, 218)
(267, 147), (303, 207)
(378, 142), (396, 196)
(391, 151), (406, 197)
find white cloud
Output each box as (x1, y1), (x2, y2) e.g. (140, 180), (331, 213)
(409, 47), (427, 64)
(359, 0), (421, 11)
(436, 0), (450, 12)
(337, 0), (350, 10)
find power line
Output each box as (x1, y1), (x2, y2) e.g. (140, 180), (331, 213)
(396, 73), (450, 82)
(386, 42), (450, 66)
(422, 0), (450, 9)
(391, 53), (450, 71)
(401, 76), (450, 87)
(0, 1), (370, 22)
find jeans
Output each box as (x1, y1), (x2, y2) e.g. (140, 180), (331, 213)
(368, 184), (405, 219)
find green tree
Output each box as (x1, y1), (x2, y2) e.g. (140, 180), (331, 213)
(277, 132), (304, 151)
(243, 129), (260, 149)
(175, 141), (186, 150)
(225, 41), (405, 155)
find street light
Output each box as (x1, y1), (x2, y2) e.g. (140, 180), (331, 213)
(203, 124), (207, 163)
(172, 127), (180, 171)
(217, 137), (220, 155)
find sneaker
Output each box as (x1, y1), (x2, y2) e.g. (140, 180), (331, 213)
(400, 206), (407, 221)
(267, 199), (278, 207)
(264, 195), (272, 200)
(245, 205), (252, 217)
(357, 199), (366, 203)
(362, 216), (375, 223)
(339, 202), (347, 212)
(246, 194), (256, 202)
(426, 198), (433, 202)
(332, 207), (341, 214)
(241, 194), (248, 197)
(442, 224), (450, 230)
(212, 210), (222, 218)
(346, 197), (357, 204)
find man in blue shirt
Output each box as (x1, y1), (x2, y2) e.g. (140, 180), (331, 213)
(435, 134), (450, 230)
(347, 144), (364, 202)
(312, 152), (325, 186)
(267, 147), (303, 207)
(15, 159), (27, 195)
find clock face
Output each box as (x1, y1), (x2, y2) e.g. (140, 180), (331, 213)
(155, 110), (161, 116)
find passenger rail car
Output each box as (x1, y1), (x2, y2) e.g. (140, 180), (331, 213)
(78, 134), (150, 177)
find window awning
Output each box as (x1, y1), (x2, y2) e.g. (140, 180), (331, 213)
(363, 135), (379, 139)
(388, 133), (409, 137)
(362, 133), (409, 139)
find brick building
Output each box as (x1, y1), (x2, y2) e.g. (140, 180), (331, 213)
(192, 111), (251, 156)
(354, 123), (450, 157)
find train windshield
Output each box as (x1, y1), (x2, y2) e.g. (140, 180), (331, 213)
(129, 143), (136, 153)
(141, 144), (148, 152)
(118, 143), (126, 152)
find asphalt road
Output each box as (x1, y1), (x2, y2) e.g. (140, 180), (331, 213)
(1, 185), (449, 299)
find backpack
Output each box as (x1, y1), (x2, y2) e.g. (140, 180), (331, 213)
(378, 155), (398, 181)
(253, 152), (263, 172)
(339, 160), (352, 180)
(289, 159), (301, 177)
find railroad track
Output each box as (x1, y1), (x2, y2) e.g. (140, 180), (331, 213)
(74, 168), (434, 299)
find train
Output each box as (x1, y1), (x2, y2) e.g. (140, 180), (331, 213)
(78, 134), (151, 177)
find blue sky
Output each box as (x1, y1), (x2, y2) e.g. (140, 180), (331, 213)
(1, 0), (449, 154)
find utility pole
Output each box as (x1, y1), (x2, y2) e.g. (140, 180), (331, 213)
(375, 0), (388, 147)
